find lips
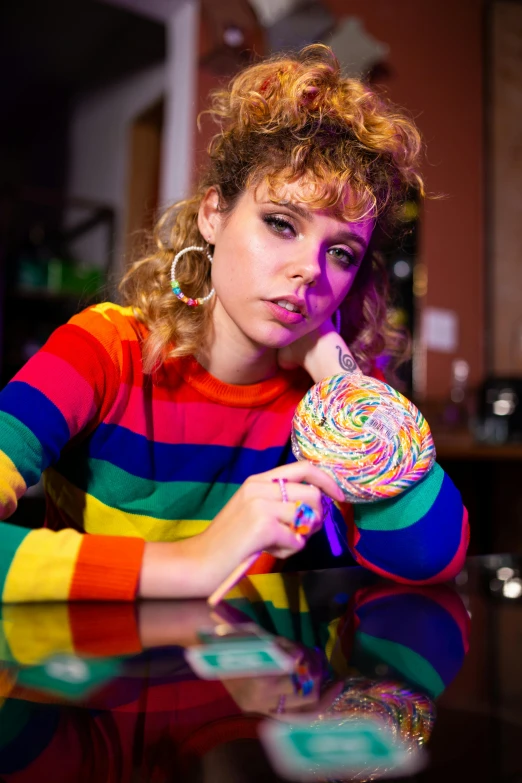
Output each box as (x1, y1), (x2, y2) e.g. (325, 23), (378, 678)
(264, 300), (306, 325)
(268, 295), (307, 316)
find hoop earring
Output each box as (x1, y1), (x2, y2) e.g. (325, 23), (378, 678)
(170, 245), (214, 307)
(333, 308), (342, 333)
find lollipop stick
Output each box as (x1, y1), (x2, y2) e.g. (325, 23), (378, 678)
(207, 521), (311, 608)
(208, 552), (259, 607)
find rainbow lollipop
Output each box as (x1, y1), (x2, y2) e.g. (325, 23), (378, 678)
(291, 373), (435, 503)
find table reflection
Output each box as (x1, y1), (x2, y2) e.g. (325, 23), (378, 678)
(0, 570), (469, 782)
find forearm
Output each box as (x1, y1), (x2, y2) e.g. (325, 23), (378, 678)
(138, 538), (210, 599)
(138, 533), (233, 599)
(346, 463), (469, 584)
(0, 522), (144, 603)
(301, 327), (359, 383)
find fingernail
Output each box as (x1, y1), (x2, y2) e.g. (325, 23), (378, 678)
(336, 488), (345, 502)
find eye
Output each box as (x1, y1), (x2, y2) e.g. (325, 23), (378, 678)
(263, 214), (296, 238)
(328, 247), (359, 268)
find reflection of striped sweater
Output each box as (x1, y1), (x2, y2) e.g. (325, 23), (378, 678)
(0, 303), (469, 602)
(0, 580), (469, 781)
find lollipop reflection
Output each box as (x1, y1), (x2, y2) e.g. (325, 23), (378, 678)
(293, 678), (435, 781)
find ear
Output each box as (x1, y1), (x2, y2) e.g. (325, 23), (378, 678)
(197, 187), (222, 245)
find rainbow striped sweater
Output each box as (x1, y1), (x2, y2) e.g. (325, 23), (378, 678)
(0, 303), (469, 602)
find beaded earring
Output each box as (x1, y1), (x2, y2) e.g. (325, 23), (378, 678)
(170, 245), (214, 307)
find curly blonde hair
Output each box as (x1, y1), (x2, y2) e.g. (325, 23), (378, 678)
(120, 44), (424, 377)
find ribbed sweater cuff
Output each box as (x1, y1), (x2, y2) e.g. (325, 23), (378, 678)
(69, 534), (145, 601)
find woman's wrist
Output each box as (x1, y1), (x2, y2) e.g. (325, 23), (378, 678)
(302, 328), (360, 383)
(138, 538), (212, 599)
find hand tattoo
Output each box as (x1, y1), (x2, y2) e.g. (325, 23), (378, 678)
(336, 345), (358, 373)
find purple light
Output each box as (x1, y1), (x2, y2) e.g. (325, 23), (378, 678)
(324, 502), (343, 557)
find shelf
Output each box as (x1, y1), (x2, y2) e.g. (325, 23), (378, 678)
(0, 179), (116, 389)
(433, 430), (522, 461)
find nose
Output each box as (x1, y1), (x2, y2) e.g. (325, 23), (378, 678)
(286, 247), (322, 287)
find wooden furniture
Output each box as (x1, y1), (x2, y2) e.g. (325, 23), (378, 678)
(431, 426), (522, 556)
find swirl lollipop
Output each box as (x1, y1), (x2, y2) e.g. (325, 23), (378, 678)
(291, 372), (435, 503)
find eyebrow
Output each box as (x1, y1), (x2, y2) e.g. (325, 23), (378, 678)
(267, 200), (370, 251)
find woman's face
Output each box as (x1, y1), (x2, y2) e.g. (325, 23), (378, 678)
(199, 180), (374, 352)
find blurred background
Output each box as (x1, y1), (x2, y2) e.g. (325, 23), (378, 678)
(1, 0), (521, 552)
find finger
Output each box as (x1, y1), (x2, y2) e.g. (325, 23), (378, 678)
(263, 514), (307, 559)
(261, 508), (319, 560)
(275, 499), (323, 535)
(259, 675), (301, 697)
(260, 462), (344, 503)
(278, 681), (345, 721)
(275, 637), (305, 662)
(267, 541), (306, 560)
(270, 689), (320, 716)
(260, 481), (324, 522)
(236, 674), (297, 696)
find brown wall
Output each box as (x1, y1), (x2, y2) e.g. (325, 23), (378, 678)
(492, 1), (522, 376)
(190, 0), (485, 399)
(193, 1), (266, 185)
(324, 0), (485, 399)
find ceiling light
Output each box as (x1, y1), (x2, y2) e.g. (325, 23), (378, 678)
(502, 578), (522, 599)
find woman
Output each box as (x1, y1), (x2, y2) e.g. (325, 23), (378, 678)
(0, 45), (468, 601)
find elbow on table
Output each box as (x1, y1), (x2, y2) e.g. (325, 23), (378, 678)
(350, 504), (470, 586)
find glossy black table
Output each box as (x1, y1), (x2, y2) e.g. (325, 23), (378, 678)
(0, 556), (521, 782)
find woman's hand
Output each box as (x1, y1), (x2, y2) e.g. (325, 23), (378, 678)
(277, 319), (359, 381)
(196, 461), (345, 593)
(277, 318), (335, 372)
(138, 461), (344, 599)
